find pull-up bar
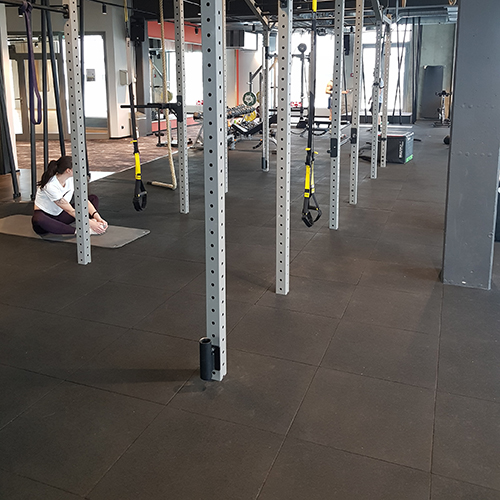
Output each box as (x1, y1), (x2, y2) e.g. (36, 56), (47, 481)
(1, 0), (68, 16)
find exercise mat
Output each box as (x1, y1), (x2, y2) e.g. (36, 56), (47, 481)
(0, 215), (149, 248)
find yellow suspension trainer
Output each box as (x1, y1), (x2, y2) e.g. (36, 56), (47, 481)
(302, 0), (322, 227)
(124, 0), (147, 211)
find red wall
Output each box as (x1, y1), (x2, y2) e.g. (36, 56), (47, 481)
(147, 21), (201, 44)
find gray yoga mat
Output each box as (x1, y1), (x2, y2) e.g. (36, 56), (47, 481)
(0, 215), (149, 248)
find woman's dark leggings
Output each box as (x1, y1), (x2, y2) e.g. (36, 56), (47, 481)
(32, 195), (99, 235)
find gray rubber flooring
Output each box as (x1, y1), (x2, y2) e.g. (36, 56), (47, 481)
(1, 122), (500, 499)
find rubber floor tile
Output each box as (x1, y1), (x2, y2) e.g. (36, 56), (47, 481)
(58, 281), (173, 328)
(0, 382), (162, 496)
(359, 260), (441, 294)
(438, 335), (500, 402)
(289, 368), (434, 470)
(0, 265), (108, 314)
(291, 252), (369, 285)
(67, 330), (198, 404)
(0, 365), (61, 430)
(170, 349), (316, 435)
(111, 255), (205, 292)
(87, 408), (283, 500)
(343, 285), (442, 335)
(230, 304), (338, 365)
(257, 274), (354, 319)
(322, 319), (438, 389)
(0, 469), (81, 500)
(0, 313), (126, 378)
(431, 475), (500, 500)
(137, 289), (252, 339)
(259, 438), (430, 500)
(441, 285), (500, 342)
(433, 392), (500, 491)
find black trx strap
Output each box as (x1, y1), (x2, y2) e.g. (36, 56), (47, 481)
(302, 0), (322, 227)
(44, 4), (66, 157)
(124, 1), (147, 211)
(392, 18), (409, 125)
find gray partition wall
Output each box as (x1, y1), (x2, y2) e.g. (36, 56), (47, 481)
(442, 0), (500, 290)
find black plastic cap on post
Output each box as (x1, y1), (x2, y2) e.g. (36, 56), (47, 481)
(199, 337), (214, 381)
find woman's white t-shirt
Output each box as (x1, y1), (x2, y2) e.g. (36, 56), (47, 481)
(35, 176), (74, 216)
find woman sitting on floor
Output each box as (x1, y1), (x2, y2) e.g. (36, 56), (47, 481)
(32, 156), (108, 236)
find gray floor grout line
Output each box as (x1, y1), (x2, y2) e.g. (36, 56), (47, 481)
(0, 466), (86, 498)
(83, 369), (197, 499)
(428, 278), (445, 499)
(255, 275), (357, 499)
(0, 377), (66, 433)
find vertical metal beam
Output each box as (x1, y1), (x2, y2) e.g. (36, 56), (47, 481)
(174, 0), (189, 213)
(201, 0), (227, 379)
(276, 0), (292, 296)
(380, 22), (391, 168)
(442, 0), (500, 290)
(222, 0), (228, 193)
(349, 0), (364, 205)
(370, 20), (382, 179)
(328, 0), (344, 229)
(262, 26), (270, 172)
(64, 0), (91, 265)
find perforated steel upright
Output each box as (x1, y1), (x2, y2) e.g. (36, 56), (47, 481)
(349, 0), (364, 205)
(222, 0), (228, 192)
(370, 20), (382, 179)
(276, 0), (292, 295)
(201, 0), (227, 380)
(64, 0), (91, 265)
(328, 0), (345, 230)
(174, 0), (189, 213)
(380, 22), (391, 168)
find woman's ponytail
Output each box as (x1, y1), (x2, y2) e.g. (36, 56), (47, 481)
(38, 156), (72, 188)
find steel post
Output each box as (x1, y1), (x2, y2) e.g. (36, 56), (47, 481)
(201, 0), (227, 380)
(276, 0), (292, 295)
(64, 0), (91, 264)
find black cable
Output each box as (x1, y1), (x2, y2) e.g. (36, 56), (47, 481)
(45, 12), (66, 156)
(0, 47), (20, 198)
(361, 54), (367, 121)
(41, 0), (49, 169)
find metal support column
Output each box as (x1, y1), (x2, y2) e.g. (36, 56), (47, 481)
(201, 0), (227, 380)
(64, 0), (91, 265)
(442, 0), (500, 290)
(328, 0), (345, 230)
(276, 0), (292, 295)
(349, 0), (363, 205)
(262, 26), (270, 172)
(370, 20), (382, 179)
(380, 22), (391, 169)
(222, 0), (228, 193)
(174, 0), (189, 213)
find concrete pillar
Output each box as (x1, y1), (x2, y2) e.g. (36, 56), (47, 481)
(442, 0), (500, 289)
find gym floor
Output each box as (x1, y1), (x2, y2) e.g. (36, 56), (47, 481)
(1, 122), (499, 499)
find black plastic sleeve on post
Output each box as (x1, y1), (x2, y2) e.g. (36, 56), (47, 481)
(199, 337), (214, 381)
(330, 137), (338, 158)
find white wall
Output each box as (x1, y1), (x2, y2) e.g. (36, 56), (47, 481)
(5, 1), (131, 138)
(237, 47), (262, 104)
(0, 5), (18, 167)
(418, 23), (455, 120)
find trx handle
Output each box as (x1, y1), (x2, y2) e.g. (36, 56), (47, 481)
(132, 144), (147, 211)
(302, 151), (322, 227)
(125, 21), (147, 211)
